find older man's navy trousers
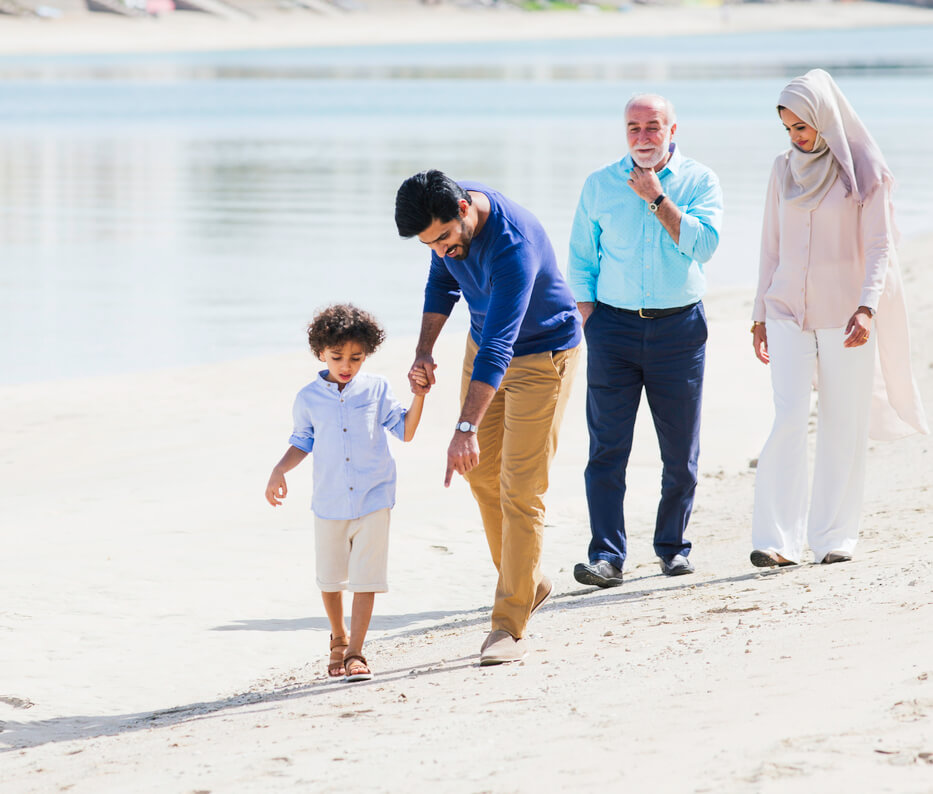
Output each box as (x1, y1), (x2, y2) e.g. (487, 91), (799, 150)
(583, 300), (707, 569)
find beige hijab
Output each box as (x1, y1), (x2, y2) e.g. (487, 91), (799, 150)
(778, 69), (927, 440)
(778, 68), (891, 210)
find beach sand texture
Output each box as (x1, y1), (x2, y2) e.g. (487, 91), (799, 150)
(1, 224), (931, 790)
(2, 4), (933, 791)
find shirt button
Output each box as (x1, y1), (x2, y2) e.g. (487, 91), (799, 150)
(349, 487), (353, 491)
(343, 428), (347, 432)
(346, 457), (350, 462)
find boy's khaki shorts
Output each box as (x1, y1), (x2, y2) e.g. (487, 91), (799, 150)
(314, 507), (390, 593)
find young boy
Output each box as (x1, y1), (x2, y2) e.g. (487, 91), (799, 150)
(265, 304), (425, 682)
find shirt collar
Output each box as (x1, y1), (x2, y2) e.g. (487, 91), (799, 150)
(314, 369), (352, 396)
(621, 143), (682, 177)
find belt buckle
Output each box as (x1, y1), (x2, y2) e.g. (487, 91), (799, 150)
(638, 308), (651, 319)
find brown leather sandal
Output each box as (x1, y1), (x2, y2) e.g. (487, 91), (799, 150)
(750, 550), (795, 568)
(328, 634), (348, 678)
(343, 653), (373, 682)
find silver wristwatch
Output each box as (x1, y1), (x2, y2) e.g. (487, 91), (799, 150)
(649, 194), (666, 213)
(456, 420), (478, 433)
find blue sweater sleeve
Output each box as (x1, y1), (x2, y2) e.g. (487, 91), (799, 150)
(471, 237), (537, 389)
(423, 254), (462, 315)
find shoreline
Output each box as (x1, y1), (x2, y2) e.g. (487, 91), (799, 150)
(0, 1), (932, 57)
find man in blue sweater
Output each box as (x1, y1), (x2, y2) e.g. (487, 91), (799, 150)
(395, 170), (581, 666)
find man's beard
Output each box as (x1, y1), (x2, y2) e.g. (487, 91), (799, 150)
(631, 131), (672, 169)
(448, 220), (473, 260)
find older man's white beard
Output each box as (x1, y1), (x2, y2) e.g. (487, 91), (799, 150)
(631, 134), (671, 169)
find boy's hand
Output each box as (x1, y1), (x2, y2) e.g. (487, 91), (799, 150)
(410, 367), (430, 389)
(265, 470), (288, 506)
(408, 356), (436, 395)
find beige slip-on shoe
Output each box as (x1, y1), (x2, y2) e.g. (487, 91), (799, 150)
(529, 576), (553, 620)
(479, 630), (526, 666)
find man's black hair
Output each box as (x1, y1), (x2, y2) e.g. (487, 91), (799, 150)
(394, 169), (472, 239)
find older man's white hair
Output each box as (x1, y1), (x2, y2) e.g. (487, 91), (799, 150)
(625, 94), (677, 126)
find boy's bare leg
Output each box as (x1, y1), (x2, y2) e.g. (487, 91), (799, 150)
(321, 591), (348, 677)
(346, 592), (375, 674)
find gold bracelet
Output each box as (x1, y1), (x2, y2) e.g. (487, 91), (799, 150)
(750, 321), (764, 334)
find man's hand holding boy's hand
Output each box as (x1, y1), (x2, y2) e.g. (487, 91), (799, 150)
(408, 357), (435, 395)
(410, 366), (430, 389)
(265, 469), (288, 506)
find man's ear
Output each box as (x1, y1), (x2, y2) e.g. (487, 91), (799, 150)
(669, 122), (677, 139)
(458, 198), (469, 217)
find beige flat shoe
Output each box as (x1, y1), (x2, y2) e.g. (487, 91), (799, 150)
(479, 630), (526, 666)
(529, 576), (553, 620)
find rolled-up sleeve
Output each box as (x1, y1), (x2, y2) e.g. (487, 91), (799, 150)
(567, 179), (601, 303)
(677, 171), (723, 265)
(378, 382), (407, 441)
(288, 393), (315, 453)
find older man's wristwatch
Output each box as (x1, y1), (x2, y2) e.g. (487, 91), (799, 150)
(649, 194), (666, 213)
(456, 421), (478, 433)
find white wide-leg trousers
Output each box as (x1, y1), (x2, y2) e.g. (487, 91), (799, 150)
(752, 317), (876, 562)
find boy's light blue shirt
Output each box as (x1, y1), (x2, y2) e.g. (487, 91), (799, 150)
(288, 371), (406, 521)
(567, 144), (723, 309)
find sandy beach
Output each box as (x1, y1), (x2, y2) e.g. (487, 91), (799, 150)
(1, 0), (933, 56)
(2, 3), (933, 791)
(1, 213), (931, 790)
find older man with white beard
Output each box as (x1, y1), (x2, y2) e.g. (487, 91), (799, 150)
(567, 94), (723, 586)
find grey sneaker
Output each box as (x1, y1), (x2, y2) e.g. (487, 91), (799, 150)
(573, 560), (624, 588)
(659, 554), (695, 576)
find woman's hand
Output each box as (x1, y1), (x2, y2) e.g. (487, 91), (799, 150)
(844, 307), (873, 348)
(752, 322), (769, 364)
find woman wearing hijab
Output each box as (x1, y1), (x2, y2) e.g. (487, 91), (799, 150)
(750, 69), (927, 568)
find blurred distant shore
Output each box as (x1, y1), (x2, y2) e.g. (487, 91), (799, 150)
(1, 0), (932, 57)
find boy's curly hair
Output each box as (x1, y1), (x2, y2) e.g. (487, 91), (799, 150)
(307, 303), (385, 357)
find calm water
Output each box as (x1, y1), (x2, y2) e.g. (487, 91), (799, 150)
(2, 26), (932, 384)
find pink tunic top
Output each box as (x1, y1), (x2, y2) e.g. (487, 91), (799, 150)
(752, 150), (928, 441)
(753, 151), (889, 328)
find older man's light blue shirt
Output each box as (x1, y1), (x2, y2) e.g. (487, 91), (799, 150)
(567, 145), (723, 309)
(288, 371), (406, 521)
